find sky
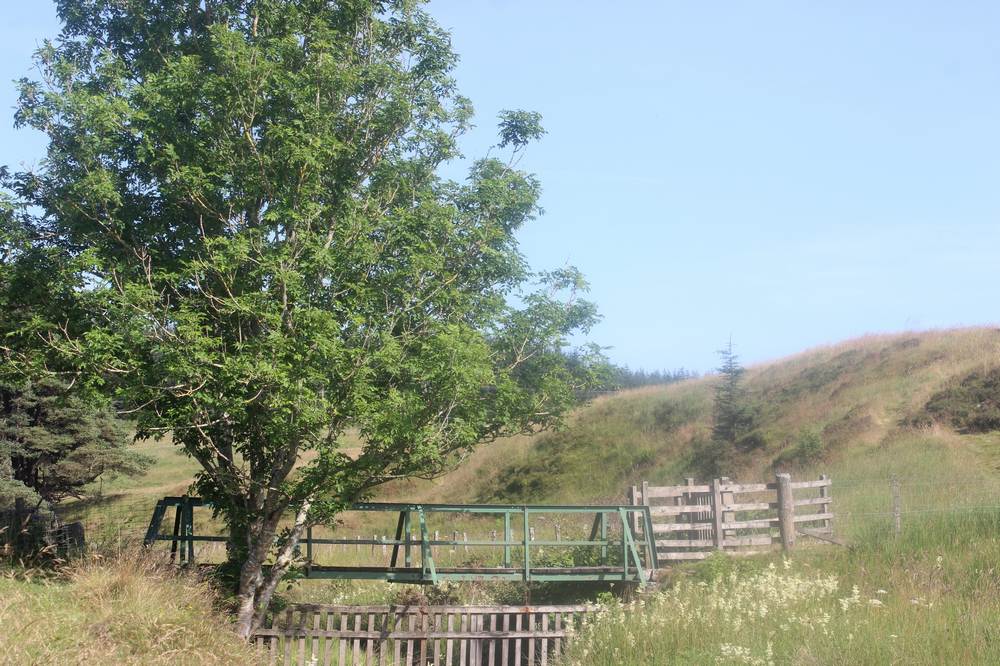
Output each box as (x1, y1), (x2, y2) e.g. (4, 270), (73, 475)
(2, 1), (999, 372)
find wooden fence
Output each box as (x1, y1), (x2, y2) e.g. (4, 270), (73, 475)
(251, 604), (595, 666)
(628, 473), (833, 562)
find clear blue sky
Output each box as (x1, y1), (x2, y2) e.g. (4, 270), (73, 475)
(3, 2), (999, 372)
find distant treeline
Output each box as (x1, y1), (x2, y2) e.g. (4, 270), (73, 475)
(608, 366), (699, 389)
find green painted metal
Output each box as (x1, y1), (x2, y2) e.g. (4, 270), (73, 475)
(143, 496), (659, 585)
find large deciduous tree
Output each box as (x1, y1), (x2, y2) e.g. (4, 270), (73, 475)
(8, 0), (603, 635)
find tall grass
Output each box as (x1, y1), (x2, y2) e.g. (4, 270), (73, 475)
(0, 549), (262, 665)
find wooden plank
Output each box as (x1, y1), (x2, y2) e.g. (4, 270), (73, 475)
(405, 613), (415, 666)
(283, 608), (293, 666)
(719, 483), (769, 493)
(720, 517), (779, 530)
(776, 473), (795, 551)
(460, 613), (468, 666)
(819, 474), (832, 533)
(446, 613), (454, 665)
(711, 478), (724, 550)
(721, 501), (776, 512)
(393, 611), (402, 666)
(646, 484), (711, 496)
(651, 521), (714, 533)
(432, 613), (442, 666)
(514, 613), (523, 666)
(379, 610), (387, 666)
(722, 536), (772, 547)
(419, 612), (428, 666)
(339, 613), (348, 666)
(278, 604), (597, 614)
(253, 629), (578, 641)
(488, 613), (497, 666)
(527, 612), (535, 666)
(353, 613), (363, 666)
(501, 613), (510, 666)
(540, 613), (549, 666)
(790, 479), (831, 489)
(650, 504), (722, 517)
(793, 512), (834, 523)
(312, 611), (322, 666)
(793, 496), (832, 507)
(553, 613), (561, 659)
(367, 613), (375, 664)
(655, 538), (715, 548)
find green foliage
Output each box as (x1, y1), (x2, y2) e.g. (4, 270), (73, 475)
(5, 0), (603, 623)
(0, 379), (150, 507)
(695, 340), (765, 476)
(916, 368), (1000, 433)
(773, 426), (825, 468)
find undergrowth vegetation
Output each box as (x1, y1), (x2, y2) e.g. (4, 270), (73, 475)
(0, 550), (261, 665)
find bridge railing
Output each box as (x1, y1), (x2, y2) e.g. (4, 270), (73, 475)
(143, 498), (659, 585)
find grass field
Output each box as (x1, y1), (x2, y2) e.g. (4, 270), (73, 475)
(19, 326), (1000, 663)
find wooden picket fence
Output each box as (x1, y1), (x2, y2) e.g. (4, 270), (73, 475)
(628, 473), (834, 561)
(252, 603), (595, 665)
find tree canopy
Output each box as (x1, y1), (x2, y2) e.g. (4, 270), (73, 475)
(5, 0), (604, 634)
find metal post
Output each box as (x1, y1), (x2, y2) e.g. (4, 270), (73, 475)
(600, 512), (608, 564)
(503, 512), (511, 568)
(776, 473), (796, 551)
(404, 511), (412, 567)
(523, 507), (530, 581)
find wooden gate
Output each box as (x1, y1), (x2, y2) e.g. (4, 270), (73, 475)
(629, 474), (833, 562)
(252, 603), (595, 665)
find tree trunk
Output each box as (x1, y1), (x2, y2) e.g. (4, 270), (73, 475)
(233, 498), (313, 640)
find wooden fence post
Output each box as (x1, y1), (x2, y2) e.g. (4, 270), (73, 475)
(776, 473), (795, 551)
(720, 476), (734, 541)
(819, 474), (832, 534)
(710, 478), (724, 550)
(891, 475), (901, 536)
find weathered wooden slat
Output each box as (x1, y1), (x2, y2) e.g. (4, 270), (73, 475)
(650, 505), (718, 516)
(419, 612), (429, 666)
(540, 614), (549, 666)
(366, 613), (375, 664)
(353, 614), (362, 666)
(721, 502), (776, 512)
(459, 613), (468, 666)
(553, 613), (561, 659)
(719, 483), (770, 493)
(283, 604), (597, 614)
(655, 538), (715, 548)
(514, 612), (523, 666)
(527, 612), (535, 666)
(405, 613), (415, 666)
(790, 479), (831, 489)
(393, 611), (402, 666)
(378, 610), (388, 666)
(793, 512), (834, 523)
(651, 521), (715, 532)
(642, 485), (711, 498)
(339, 613), (348, 666)
(445, 613), (454, 665)
(501, 613), (510, 666)
(488, 613), (497, 666)
(793, 496), (831, 506)
(722, 536), (772, 547)
(283, 608), (293, 666)
(721, 517), (779, 530)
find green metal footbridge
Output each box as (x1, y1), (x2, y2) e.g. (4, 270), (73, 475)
(143, 497), (659, 585)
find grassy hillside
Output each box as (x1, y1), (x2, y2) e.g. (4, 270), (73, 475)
(65, 327), (1000, 527)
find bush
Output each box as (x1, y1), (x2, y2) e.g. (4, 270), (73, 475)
(917, 368), (1000, 433)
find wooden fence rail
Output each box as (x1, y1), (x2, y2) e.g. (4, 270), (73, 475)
(629, 473), (834, 562)
(251, 604), (595, 666)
